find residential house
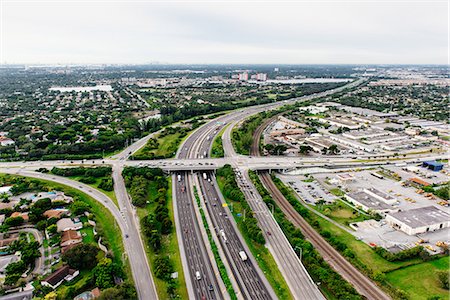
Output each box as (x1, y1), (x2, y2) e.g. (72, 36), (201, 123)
(60, 230), (82, 247)
(42, 265), (79, 289)
(56, 218), (83, 232)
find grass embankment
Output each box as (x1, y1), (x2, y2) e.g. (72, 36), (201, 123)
(193, 187), (237, 300)
(49, 167), (118, 207)
(216, 166), (293, 300)
(271, 175), (449, 299)
(67, 175), (118, 207)
(311, 200), (370, 228)
(385, 256), (449, 300)
(123, 168), (188, 299)
(210, 126), (227, 158)
(232, 113), (271, 155)
(132, 119), (204, 160)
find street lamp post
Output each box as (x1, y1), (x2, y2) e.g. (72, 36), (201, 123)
(295, 246), (302, 261)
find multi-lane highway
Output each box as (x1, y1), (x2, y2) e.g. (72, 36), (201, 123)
(197, 171), (276, 299)
(0, 78), (415, 300)
(173, 172), (224, 300)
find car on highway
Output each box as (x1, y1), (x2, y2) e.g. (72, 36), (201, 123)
(267, 231), (271, 236)
(195, 271), (201, 280)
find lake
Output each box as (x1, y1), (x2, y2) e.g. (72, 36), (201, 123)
(49, 85), (112, 92)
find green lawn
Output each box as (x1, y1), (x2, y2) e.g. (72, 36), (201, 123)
(0, 174), (130, 279)
(216, 176), (293, 300)
(211, 126), (227, 158)
(68, 175), (118, 207)
(385, 256), (449, 299)
(312, 200), (370, 228)
(80, 226), (95, 244)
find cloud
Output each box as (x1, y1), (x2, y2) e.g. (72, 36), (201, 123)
(2, 0), (447, 64)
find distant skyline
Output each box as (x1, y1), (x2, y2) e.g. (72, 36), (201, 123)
(1, 0), (448, 65)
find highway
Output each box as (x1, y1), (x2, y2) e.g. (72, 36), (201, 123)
(177, 102), (277, 299)
(197, 171), (276, 299)
(0, 78), (430, 300)
(173, 172), (224, 300)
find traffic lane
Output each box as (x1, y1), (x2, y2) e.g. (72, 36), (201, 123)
(239, 171), (324, 300)
(198, 173), (272, 300)
(175, 173), (223, 300)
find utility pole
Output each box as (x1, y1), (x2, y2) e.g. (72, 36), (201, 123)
(295, 246), (302, 261)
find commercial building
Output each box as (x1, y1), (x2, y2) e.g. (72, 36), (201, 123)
(386, 206), (450, 235)
(256, 73), (268, 81)
(299, 106), (328, 114)
(363, 188), (397, 205)
(318, 117), (361, 129)
(238, 72), (248, 81)
(407, 177), (431, 187)
(270, 128), (305, 137)
(344, 191), (395, 215)
(422, 161), (444, 172)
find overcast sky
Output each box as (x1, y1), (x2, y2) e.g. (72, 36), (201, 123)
(1, 0), (448, 64)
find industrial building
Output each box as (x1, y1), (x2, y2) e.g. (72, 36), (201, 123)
(344, 191), (395, 215)
(386, 206), (450, 235)
(363, 188), (397, 205)
(422, 161), (444, 172)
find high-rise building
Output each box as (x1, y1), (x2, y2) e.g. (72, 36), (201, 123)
(238, 72), (248, 81)
(256, 73), (268, 81)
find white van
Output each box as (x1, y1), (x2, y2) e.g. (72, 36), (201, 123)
(195, 271), (201, 280)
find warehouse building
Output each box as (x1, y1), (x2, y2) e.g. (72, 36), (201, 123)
(363, 188), (397, 205)
(344, 191), (395, 215)
(386, 206), (450, 235)
(422, 161), (444, 172)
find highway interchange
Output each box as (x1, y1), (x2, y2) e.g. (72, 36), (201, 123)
(0, 78), (443, 299)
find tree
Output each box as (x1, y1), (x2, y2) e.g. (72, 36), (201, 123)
(62, 244), (100, 270)
(29, 198), (52, 223)
(299, 144), (313, 155)
(437, 271), (449, 289)
(44, 292), (57, 300)
(154, 256), (174, 280)
(98, 283), (137, 300)
(94, 258), (120, 289)
(328, 144), (339, 155)
(70, 200), (90, 215)
(4, 216), (24, 227)
(47, 224), (57, 235)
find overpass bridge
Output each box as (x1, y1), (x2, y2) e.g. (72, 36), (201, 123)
(0, 154), (444, 172)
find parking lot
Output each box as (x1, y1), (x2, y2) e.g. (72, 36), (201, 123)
(278, 174), (337, 204)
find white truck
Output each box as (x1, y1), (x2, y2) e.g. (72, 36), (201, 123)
(203, 173), (207, 180)
(219, 229), (227, 243)
(239, 251), (248, 261)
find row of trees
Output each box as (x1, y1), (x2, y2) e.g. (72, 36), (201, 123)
(123, 167), (179, 297)
(217, 165), (265, 245)
(51, 166), (112, 178)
